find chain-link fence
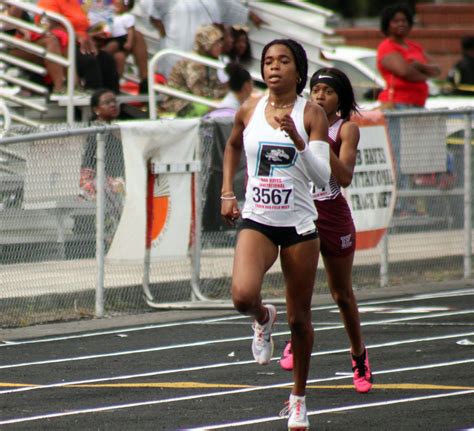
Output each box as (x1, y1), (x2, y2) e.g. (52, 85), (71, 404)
(198, 110), (473, 301)
(0, 110), (473, 327)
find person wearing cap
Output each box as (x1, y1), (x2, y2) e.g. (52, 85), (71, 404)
(159, 24), (228, 117)
(279, 67), (373, 395)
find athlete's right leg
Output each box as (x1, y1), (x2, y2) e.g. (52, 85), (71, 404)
(232, 228), (279, 364)
(231, 228), (278, 320)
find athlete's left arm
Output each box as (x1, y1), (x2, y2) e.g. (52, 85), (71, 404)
(300, 102), (331, 187)
(330, 121), (360, 188)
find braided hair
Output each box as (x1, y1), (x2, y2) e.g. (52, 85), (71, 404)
(310, 67), (359, 121)
(260, 39), (308, 95)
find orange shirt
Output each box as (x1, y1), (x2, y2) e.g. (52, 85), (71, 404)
(37, 0), (90, 39)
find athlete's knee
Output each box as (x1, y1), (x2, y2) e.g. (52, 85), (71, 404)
(332, 288), (355, 310)
(232, 287), (259, 314)
(287, 311), (312, 335)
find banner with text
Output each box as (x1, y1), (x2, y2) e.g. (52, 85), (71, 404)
(342, 111), (396, 249)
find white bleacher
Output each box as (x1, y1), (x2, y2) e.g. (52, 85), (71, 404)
(1, 0), (337, 129)
(133, 0), (335, 102)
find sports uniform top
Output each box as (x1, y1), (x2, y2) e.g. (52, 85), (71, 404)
(241, 95), (317, 235)
(312, 117), (356, 257)
(312, 117), (344, 201)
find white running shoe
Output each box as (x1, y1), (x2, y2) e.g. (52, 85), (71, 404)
(280, 394), (310, 430)
(251, 304), (276, 365)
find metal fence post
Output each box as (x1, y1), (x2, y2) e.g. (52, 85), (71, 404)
(190, 163), (202, 301)
(95, 132), (106, 317)
(463, 114), (472, 279)
(380, 231), (389, 287)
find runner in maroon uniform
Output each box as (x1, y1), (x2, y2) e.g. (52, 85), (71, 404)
(280, 67), (373, 394)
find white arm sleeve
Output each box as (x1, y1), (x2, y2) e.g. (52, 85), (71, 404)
(298, 140), (331, 188)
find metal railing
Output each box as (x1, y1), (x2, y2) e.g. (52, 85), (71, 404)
(147, 49), (266, 120)
(0, 0), (75, 125)
(0, 98), (11, 133)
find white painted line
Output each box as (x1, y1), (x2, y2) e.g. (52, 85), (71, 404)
(457, 338), (474, 346)
(1, 331), (473, 395)
(355, 306), (451, 314)
(0, 316), (247, 347)
(0, 310), (472, 371)
(1, 289), (472, 347)
(188, 389), (474, 429)
(0, 359), (473, 425)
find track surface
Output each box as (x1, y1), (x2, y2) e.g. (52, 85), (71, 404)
(0, 282), (473, 430)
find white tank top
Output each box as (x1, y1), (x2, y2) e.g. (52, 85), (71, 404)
(241, 95), (318, 234)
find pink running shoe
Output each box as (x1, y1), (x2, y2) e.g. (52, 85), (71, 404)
(351, 347), (373, 393)
(280, 341), (294, 371)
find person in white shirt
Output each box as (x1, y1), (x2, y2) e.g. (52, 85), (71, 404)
(147, 0), (263, 77)
(87, 0), (149, 92)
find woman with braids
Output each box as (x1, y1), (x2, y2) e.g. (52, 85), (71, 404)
(221, 39), (330, 429)
(279, 68), (373, 394)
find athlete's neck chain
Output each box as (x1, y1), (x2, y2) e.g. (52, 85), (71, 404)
(269, 99), (296, 109)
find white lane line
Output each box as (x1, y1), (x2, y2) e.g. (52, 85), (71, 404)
(188, 389), (474, 430)
(0, 358), (473, 426)
(1, 289), (473, 347)
(1, 330), (473, 395)
(0, 310), (472, 370)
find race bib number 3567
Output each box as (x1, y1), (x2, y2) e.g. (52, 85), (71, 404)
(249, 176), (294, 211)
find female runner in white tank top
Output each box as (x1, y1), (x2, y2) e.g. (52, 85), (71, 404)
(221, 39), (330, 430)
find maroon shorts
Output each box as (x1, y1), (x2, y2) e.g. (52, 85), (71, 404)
(316, 194), (356, 257)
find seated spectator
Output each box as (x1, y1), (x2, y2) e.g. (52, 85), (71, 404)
(230, 26), (252, 64)
(218, 62), (253, 110)
(80, 88), (124, 242)
(87, 0), (149, 92)
(81, 88), (124, 178)
(214, 23), (235, 83)
(205, 62), (254, 119)
(4, 5), (66, 94)
(159, 25), (228, 117)
(37, 0), (120, 93)
(147, 0), (263, 77)
(447, 36), (474, 96)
